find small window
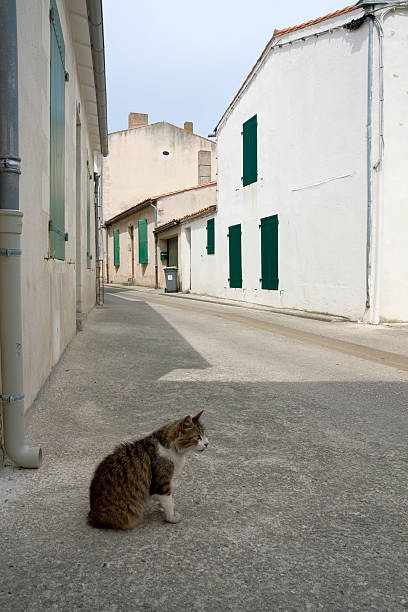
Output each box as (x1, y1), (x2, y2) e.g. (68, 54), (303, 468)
(206, 218), (215, 255)
(162, 151), (169, 156)
(242, 115), (257, 187)
(113, 229), (120, 267)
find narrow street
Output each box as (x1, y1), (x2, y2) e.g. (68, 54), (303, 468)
(1, 286), (408, 611)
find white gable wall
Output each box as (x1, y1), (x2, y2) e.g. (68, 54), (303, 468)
(216, 13), (369, 319)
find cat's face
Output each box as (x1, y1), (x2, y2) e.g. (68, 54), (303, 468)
(175, 411), (208, 453)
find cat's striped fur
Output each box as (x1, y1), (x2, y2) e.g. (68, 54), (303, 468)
(87, 412), (208, 529)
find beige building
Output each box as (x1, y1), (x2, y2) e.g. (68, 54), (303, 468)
(0, 0), (107, 467)
(105, 182), (216, 290)
(103, 114), (217, 221)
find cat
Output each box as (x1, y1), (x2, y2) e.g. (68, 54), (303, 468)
(87, 411), (208, 529)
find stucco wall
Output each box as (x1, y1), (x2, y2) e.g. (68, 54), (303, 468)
(107, 206), (156, 286)
(157, 183), (216, 226)
(378, 10), (408, 321)
(215, 11), (368, 320)
(13, 0), (98, 411)
(103, 122), (216, 219)
(182, 214), (218, 296)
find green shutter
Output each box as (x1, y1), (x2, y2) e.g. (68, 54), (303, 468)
(228, 224), (242, 288)
(206, 218), (215, 255)
(49, 0), (66, 260)
(113, 229), (120, 266)
(86, 162), (91, 268)
(138, 219), (148, 264)
(260, 215), (279, 290)
(242, 115), (257, 187)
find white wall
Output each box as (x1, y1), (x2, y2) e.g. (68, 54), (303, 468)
(182, 214), (218, 296)
(15, 0), (98, 410)
(157, 183), (216, 226)
(215, 11), (368, 319)
(378, 10), (408, 321)
(104, 122), (216, 220)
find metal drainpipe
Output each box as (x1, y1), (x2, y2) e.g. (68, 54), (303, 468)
(149, 201), (158, 288)
(0, 0), (41, 467)
(93, 172), (100, 260)
(365, 10), (374, 312)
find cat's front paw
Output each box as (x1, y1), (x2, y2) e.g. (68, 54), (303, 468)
(165, 512), (182, 524)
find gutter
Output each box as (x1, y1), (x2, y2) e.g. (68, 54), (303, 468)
(86, 0), (108, 156)
(149, 202), (158, 288)
(0, 0), (41, 467)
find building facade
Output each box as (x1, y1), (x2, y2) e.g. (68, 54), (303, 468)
(211, 1), (408, 323)
(105, 182), (216, 290)
(0, 0), (108, 467)
(103, 116), (216, 221)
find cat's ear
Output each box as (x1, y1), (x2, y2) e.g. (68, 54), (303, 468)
(180, 415), (193, 431)
(192, 410), (204, 423)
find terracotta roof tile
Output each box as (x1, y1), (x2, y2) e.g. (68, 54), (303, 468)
(274, 4), (358, 38)
(155, 205), (217, 232)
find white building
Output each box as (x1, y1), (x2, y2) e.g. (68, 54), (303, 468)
(195, 1), (408, 323)
(0, 0), (107, 467)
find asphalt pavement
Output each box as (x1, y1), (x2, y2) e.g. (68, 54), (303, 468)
(1, 286), (408, 611)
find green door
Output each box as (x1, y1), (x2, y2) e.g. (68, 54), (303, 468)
(228, 224), (242, 288)
(260, 215), (279, 290)
(167, 236), (178, 267)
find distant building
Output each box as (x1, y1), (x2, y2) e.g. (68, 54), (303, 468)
(205, 1), (408, 323)
(105, 182), (216, 291)
(103, 115), (216, 220)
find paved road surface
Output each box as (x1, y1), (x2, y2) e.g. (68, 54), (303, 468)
(1, 287), (408, 611)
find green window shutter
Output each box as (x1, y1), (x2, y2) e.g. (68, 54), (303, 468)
(206, 218), (215, 255)
(49, 0), (66, 260)
(113, 229), (120, 266)
(86, 162), (91, 268)
(260, 215), (279, 290)
(228, 224), (242, 288)
(242, 115), (257, 187)
(138, 219), (148, 264)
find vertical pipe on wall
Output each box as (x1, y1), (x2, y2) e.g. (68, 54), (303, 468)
(149, 201), (158, 288)
(365, 11), (374, 312)
(0, 0), (41, 467)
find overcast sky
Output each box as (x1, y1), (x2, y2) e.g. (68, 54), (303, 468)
(102, 0), (351, 137)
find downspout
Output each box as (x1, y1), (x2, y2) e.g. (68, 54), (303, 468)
(365, 10), (374, 312)
(149, 201), (158, 288)
(0, 0), (41, 467)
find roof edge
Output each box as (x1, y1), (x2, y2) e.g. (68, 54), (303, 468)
(215, 3), (361, 133)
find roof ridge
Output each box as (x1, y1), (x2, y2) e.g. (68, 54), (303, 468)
(108, 121), (215, 143)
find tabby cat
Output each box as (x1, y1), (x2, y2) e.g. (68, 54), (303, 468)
(87, 412), (208, 529)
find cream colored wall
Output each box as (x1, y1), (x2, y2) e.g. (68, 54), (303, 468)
(14, 0), (98, 411)
(103, 122), (216, 219)
(107, 206), (156, 286)
(156, 184), (216, 226)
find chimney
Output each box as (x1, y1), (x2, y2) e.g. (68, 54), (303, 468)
(184, 121), (193, 134)
(128, 113), (149, 129)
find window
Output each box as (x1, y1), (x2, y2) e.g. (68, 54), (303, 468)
(260, 215), (279, 290)
(228, 224), (242, 288)
(49, 0), (67, 259)
(242, 115), (257, 187)
(198, 150), (211, 184)
(113, 229), (120, 266)
(206, 218), (215, 255)
(138, 219), (148, 264)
